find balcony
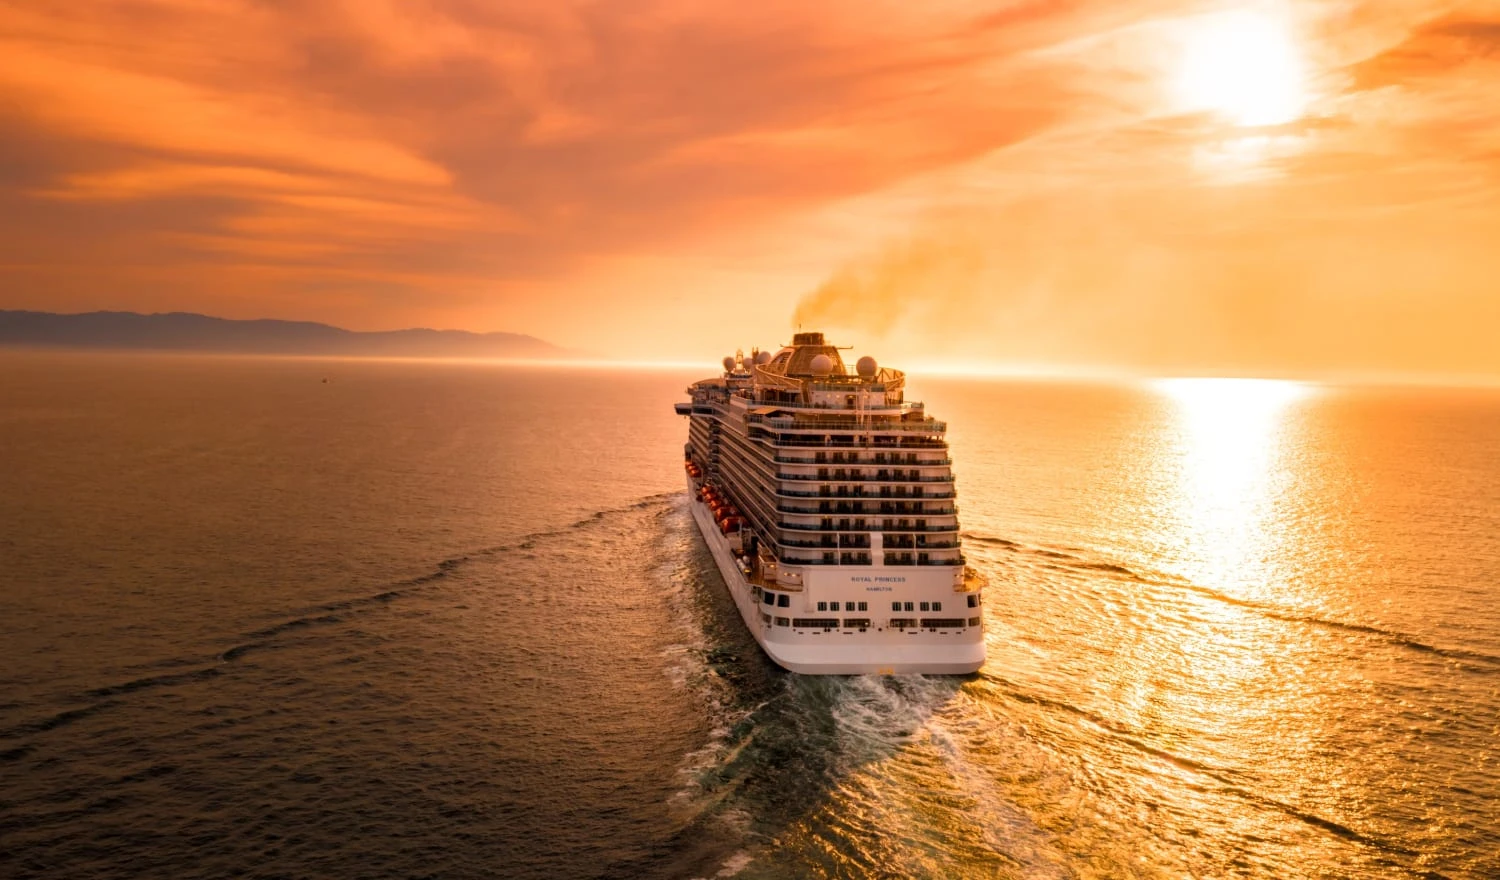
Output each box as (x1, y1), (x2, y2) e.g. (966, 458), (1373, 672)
(881, 554), (966, 566)
(774, 453), (953, 466)
(882, 539), (962, 550)
(778, 522), (958, 533)
(779, 552), (874, 566)
(766, 416), (946, 433)
(770, 437), (950, 450)
(777, 502), (957, 517)
(779, 472), (956, 483)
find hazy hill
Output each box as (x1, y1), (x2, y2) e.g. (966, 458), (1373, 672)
(0, 310), (569, 359)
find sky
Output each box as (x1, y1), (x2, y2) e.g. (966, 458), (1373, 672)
(1, 0), (1498, 379)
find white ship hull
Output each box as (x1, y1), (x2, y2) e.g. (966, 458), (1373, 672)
(688, 476), (984, 675)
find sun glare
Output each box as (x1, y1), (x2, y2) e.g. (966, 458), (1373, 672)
(1154, 377), (1311, 598)
(1176, 9), (1306, 126)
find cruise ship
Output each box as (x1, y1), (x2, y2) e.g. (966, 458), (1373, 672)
(674, 332), (986, 674)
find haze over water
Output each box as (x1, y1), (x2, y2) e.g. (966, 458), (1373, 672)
(1, 351), (1497, 879)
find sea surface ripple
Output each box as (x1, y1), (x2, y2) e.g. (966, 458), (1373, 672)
(1, 353), (1496, 879)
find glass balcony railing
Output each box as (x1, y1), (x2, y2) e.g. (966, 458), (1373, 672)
(779, 472), (956, 483)
(773, 553), (966, 567)
(775, 489), (958, 501)
(774, 454), (953, 465)
(777, 502), (958, 516)
(777, 522), (958, 533)
(765, 417), (946, 433)
(768, 438), (950, 450)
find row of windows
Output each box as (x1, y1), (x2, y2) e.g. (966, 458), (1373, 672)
(791, 618), (840, 629)
(762, 615), (980, 630)
(761, 591), (791, 608)
(891, 601), (942, 612)
(783, 618), (872, 630)
(891, 618), (974, 629)
(816, 601), (868, 612)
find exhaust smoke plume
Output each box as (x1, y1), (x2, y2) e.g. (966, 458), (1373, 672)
(789, 191), (1500, 379)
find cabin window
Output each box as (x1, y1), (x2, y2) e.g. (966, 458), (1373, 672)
(967, 595), (977, 608)
(858, 601), (868, 611)
(904, 602), (914, 612)
(891, 601), (901, 612)
(763, 591), (774, 606)
(775, 617), (790, 627)
(933, 602), (942, 612)
(830, 601), (840, 611)
(817, 601), (827, 611)
(920, 602), (930, 612)
(968, 617), (981, 627)
(777, 595), (790, 608)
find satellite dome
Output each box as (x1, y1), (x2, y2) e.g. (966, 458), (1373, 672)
(722, 356), (736, 372)
(856, 356), (878, 378)
(754, 350), (773, 366)
(810, 354), (834, 376)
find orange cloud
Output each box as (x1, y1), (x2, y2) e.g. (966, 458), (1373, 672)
(0, 0), (1496, 378)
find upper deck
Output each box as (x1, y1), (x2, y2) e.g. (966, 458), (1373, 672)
(677, 332), (964, 569)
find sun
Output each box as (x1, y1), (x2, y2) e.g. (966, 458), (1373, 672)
(1176, 9), (1306, 126)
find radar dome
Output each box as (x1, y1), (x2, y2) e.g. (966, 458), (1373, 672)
(810, 354), (834, 376)
(856, 356), (878, 378)
(754, 350), (773, 366)
(722, 356), (736, 372)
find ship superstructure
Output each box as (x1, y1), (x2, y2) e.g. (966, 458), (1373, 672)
(674, 332), (985, 674)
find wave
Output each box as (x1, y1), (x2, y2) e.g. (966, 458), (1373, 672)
(1, 492), (681, 744)
(86, 666), (224, 699)
(0, 701), (121, 740)
(963, 534), (1019, 549)
(983, 533), (1500, 671)
(977, 672), (1422, 859)
(1164, 581), (1500, 670)
(923, 714), (1073, 879)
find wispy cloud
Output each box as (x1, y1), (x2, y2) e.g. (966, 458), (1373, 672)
(0, 1), (1497, 377)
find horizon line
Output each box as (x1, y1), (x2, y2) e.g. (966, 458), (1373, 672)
(5, 346), (1499, 389)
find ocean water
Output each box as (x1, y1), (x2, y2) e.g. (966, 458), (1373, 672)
(1, 351), (1496, 879)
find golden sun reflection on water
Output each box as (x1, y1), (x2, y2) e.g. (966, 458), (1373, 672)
(1154, 377), (1313, 600)
(1106, 379), (1338, 816)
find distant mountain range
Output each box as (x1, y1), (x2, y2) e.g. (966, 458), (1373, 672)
(0, 310), (569, 359)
